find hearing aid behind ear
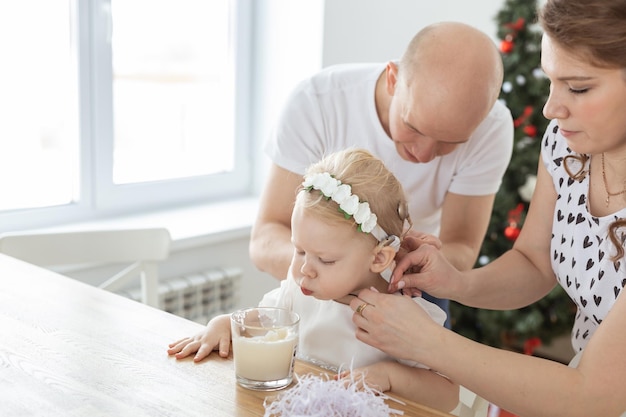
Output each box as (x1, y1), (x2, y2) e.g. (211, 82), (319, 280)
(380, 235), (401, 252)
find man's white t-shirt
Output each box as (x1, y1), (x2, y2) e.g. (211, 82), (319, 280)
(265, 63), (514, 236)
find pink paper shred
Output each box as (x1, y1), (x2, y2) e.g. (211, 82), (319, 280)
(263, 372), (404, 417)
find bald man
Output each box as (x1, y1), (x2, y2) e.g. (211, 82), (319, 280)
(249, 22), (514, 322)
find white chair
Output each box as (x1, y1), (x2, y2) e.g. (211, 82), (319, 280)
(451, 386), (489, 417)
(0, 228), (171, 307)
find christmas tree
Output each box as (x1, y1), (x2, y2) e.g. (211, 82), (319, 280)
(450, 0), (576, 352)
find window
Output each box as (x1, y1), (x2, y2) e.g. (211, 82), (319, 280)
(0, 2), (78, 212)
(0, 0), (251, 232)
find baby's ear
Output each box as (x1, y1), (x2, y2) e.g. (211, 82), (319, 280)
(370, 245), (396, 273)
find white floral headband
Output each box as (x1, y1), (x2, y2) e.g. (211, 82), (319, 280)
(302, 172), (401, 252)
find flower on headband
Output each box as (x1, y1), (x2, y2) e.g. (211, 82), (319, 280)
(303, 172), (337, 198)
(339, 194), (359, 217)
(303, 172), (379, 234)
(331, 184), (352, 205)
(354, 203), (377, 233)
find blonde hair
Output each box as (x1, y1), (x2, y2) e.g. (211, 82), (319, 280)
(295, 148), (411, 244)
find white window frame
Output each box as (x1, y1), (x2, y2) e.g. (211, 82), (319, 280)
(0, 0), (252, 233)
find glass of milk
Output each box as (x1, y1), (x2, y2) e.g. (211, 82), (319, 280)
(230, 307), (299, 391)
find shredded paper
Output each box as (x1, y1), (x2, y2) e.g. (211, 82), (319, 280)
(263, 372), (404, 417)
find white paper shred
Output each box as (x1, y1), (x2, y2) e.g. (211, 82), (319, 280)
(263, 372), (404, 417)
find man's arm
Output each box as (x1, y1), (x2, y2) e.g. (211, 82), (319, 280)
(438, 192), (495, 271)
(249, 164), (302, 280)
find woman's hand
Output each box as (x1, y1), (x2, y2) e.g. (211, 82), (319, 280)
(167, 314), (231, 362)
(396, 232), (442, 265)
(392, 232), (443, 296)
(349, 289), (439, 363)
(389, 242), (462, 300)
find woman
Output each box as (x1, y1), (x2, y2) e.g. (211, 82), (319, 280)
(349, 0), (626, 415)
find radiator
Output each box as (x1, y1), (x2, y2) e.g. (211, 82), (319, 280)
(117, 267), (242, 324)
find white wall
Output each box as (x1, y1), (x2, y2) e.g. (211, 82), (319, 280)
(322, 0), (503, 66)
(250, 0), (325, 195)
(162, 236), (278, 310)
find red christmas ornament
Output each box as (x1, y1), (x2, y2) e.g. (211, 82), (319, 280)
(504, 225), (521, 241)
(505, 17), (526, 32)
(504, 203), (525, 241)
(523, 124), (538, 137)
(500, 39), (514, 54)
(513, 105), (534, 127)
(523, 337), (542, 355)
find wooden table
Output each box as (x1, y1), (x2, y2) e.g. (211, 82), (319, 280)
(0, 254), (451, 416)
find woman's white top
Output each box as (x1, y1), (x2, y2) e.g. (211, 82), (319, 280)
(542, 119), (626, 352)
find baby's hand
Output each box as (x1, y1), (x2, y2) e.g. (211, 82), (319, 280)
(167, 314), (231, 362)
(335, 362), (392, 393)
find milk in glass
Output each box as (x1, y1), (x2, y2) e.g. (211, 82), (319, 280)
(231, 307), (300, 390)
(232, 328), (298, 381)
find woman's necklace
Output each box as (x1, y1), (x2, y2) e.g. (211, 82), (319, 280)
(601, 152), (626, 207)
